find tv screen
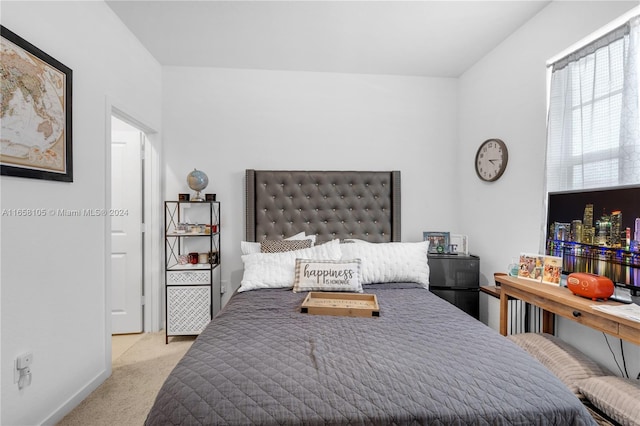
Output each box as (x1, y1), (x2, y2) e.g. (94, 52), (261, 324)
(546, 185), (640, 293)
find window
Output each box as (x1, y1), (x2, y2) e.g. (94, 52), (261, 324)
(546, 16), (640, 193)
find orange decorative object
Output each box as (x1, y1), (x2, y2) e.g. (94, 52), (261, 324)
(566, 273), (614, 301)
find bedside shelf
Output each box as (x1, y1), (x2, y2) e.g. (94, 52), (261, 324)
(164, 200), (221, 343)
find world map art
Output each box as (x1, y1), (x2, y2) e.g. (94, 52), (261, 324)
(1, 25), (72, 181)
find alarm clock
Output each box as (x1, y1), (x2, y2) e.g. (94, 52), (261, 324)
(566, 273), (614, 301)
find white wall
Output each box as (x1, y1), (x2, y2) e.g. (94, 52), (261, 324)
(162, 67), (458, 304)
(0, 2), (162, 424)
(458, 0), (639, 377)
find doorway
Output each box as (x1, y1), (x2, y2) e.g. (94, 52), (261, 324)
(110, 116), (145, 334)
(105, 104), (163, 369)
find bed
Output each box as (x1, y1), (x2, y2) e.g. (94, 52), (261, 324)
(145, 170), (596, 425)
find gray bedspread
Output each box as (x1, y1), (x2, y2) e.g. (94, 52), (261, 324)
(146, 283), (596, 425)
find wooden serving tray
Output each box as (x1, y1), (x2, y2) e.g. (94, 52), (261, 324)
(300, 292), (379, 317)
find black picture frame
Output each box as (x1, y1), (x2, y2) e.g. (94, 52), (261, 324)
(1, 25), (73, 182)
(423, 231), (450, 254)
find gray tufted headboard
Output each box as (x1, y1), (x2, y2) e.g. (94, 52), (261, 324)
(245, 170), (401, 244)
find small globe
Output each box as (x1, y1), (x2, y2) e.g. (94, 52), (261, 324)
(187, 169), (208, 192)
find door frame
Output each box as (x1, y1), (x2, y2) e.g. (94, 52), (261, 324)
(104, 99), (163, 367)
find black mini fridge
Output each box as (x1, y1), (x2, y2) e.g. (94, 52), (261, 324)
(427, 254), (480, 319)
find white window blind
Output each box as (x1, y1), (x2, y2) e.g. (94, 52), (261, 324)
(546, 17), (640, 193)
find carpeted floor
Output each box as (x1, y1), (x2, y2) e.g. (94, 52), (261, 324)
(57, 332), (195, 426)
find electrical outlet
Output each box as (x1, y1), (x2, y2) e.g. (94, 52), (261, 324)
(220, 281), (226, 294)
(15, 352), (33, 389)
(14, 352), (33, 384)
(17, 352), (33, 369)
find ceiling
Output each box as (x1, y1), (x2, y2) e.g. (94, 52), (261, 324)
(107, 0), (552, 78)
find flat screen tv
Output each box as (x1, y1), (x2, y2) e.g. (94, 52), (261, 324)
(546, 185), (640, 295)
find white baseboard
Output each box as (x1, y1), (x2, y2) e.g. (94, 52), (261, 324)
(39, 368), (110, 425)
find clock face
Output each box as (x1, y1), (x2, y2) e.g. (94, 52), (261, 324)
(475, 139), (508, 182)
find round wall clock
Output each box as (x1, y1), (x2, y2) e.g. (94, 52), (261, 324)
(475, 138), (508, 182)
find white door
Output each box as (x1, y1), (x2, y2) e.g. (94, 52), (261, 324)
(111, 116), (144, 334)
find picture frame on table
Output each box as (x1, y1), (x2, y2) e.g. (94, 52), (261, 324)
(423, 231), (450, 254)
(449, 234), (469, 255)
(542, 255), (563, 286)
(518, 252), (543, 282)
(0, 25), (73, 182)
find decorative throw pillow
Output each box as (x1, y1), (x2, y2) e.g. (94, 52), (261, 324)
(339, 241), (430, 287)
(292, 259), (362, 293)
(239, 239), (341, 292)
(507, 333), (610, 397)
(261, 239), (311, 253)
(241, 232), (316, 255)
(578, 376), (640, 426)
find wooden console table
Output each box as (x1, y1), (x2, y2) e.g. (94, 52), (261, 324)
(495, 275), (640, 345)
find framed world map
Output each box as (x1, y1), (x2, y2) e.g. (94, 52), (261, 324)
(1, 25), (73, 182)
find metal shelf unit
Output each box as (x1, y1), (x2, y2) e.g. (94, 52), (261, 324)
(164, 201), (221, 343)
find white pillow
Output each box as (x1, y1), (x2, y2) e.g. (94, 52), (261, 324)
(240, 232), (316, 255)
(239, 239), (341, 292)
(339, 241), (430, 287)
(292, 258), (363, 293)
